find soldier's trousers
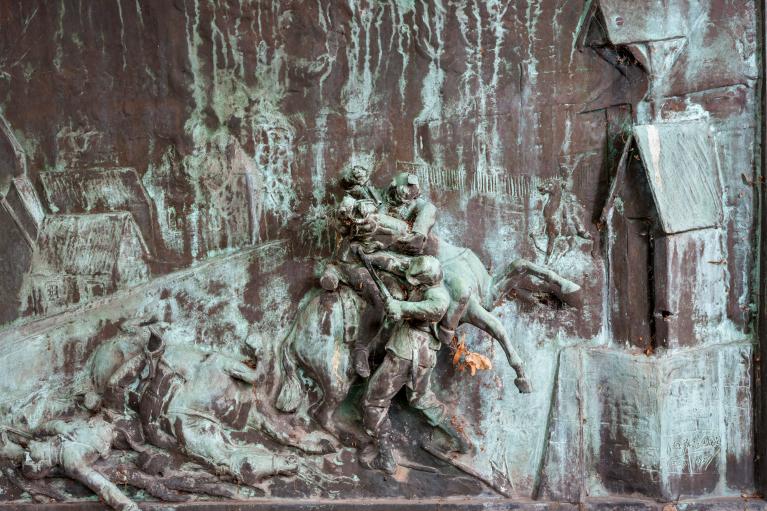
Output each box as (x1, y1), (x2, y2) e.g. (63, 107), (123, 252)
(338, 262), (384, 356)
(362, 351), (446, 437)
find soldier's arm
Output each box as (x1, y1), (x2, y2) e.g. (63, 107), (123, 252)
(35, 419), (73, 437)
(369, 213), (410, 237)
(221, 357), (258, 384)
(392, 200), (436, 254)
(366, 250), (411, 276)
(103, 353), (147, 413)
(396, 286), (450, 322)
(411, 200), (437, 237)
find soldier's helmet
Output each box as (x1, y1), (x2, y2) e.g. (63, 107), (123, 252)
(405, 255), (443, 287)
(388, 172), (421, 205)
(341, 164), (370, 188)
(336, 195), (358, 223)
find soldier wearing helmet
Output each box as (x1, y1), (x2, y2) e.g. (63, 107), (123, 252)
(384, 172), (437, 255)
(361, 255), (469, 474)
(324, 171), (440, 379)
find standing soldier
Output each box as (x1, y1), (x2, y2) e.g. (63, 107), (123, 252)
(361, 255), (469, 473)
(324, 171), (439, 379)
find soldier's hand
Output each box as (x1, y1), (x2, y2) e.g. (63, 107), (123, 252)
(354, 215), (378, 235)
(400, 232), (426, 254)
(360, 240), (385, 254)
(385, 298), (402, 321)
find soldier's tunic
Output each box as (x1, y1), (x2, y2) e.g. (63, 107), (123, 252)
(384, 197), (436, 240)
(362, 284), (451, 436)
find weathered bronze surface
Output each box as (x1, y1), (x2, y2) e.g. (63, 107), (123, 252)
(0, 0), (763, 509)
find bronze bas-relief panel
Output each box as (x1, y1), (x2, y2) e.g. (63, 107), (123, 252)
(0, 0), (760, 508)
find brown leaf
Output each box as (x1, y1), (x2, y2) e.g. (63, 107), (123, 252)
(452, 335), (493, 376)
(464, 352), (493, 375)
(452, 334), (467, 367)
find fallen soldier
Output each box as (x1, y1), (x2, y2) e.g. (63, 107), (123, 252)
(2, 318), (301, 510)
(20, 415), (139, 511)
(87, 322), (299, 486)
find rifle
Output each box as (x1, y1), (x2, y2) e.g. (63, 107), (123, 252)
(357, 251), (393, 304)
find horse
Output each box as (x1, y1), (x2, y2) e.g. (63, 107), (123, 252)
(274, 238), (581, 447)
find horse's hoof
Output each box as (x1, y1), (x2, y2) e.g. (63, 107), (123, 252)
(559, 280), (581, 295)
(514, 377), (532, 394)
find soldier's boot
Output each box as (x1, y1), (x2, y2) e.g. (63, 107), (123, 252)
(371, 433), (397, 474)
(420, 405), (472, 455)
(352, 347), (371, 378)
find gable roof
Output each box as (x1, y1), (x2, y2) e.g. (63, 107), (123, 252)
(33, 212), (150, 277)
(602, 120), (723, 234)
(633, 121), (723, 233)
(574, 0), (688, 48)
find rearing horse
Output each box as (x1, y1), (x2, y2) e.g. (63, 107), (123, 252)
(274, 236), (581, 447)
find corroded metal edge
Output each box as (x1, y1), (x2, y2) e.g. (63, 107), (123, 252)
(1, 497), (766, 511)
(756, 0), (767, 496)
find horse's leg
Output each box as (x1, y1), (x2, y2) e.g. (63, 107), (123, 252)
(315, 395), (369, 448)
(246, 409), (339, 454)
(175, 415), (298, 485)
(313, 402), (339, 439)
(438, 273), (472, 342)
(312, 379), (372, 449)
(490, 259), (581, 308)
(462, 297), (532, 393)
(544, 224), (558, 264)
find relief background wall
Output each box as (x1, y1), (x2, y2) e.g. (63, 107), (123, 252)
(0, 0), (761, 505)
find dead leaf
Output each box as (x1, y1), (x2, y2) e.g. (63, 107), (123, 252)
(452, 335), (466, 367)
(451, 335), (493, 376)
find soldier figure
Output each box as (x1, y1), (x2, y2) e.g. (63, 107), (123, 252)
(324, 171), (439, 379)
(319, 166), (532, 472)
(382, 172), (436, 255)
(322, 166), (388, 378)
(361, 255), (469, 473)
(341, 164), (383, 207)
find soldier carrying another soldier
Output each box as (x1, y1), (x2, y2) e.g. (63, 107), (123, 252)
(358, 253), (470, 473)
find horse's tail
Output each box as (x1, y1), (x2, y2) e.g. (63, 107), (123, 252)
(275, 320), (303, 413)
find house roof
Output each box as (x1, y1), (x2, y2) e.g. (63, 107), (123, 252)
(574, 0), (688, 48)
(39, 167), (150, 214)
(601, 120), (723, 234)
(33, 212), (150, 277)
(633, 121), (723, 234)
